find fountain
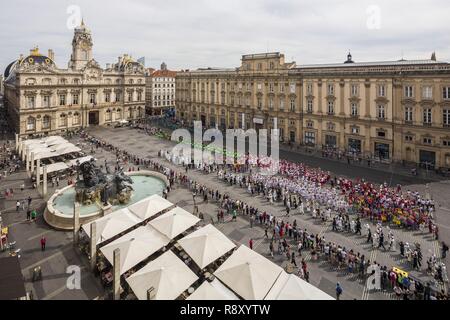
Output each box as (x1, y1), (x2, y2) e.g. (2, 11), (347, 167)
(44, 159), (168, 230)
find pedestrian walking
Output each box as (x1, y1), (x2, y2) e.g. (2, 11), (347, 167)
(336, 283), (343, 300)
(40, 236), (46, 251)
(249, 238), (253, 250)
(16, 200), (20, 212)
(27, 196), (32, 207)
(26, 209), (31, 221)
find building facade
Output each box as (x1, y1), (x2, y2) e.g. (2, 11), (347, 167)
(3, 21), (146, 137)
(145, 62), (176, 115)
(176, 52), (450, 169)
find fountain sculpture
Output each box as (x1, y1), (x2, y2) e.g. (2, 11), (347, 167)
(75, 158), (134, 206)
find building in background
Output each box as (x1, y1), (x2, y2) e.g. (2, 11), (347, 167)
(2, 21), (146, 137)
(176, 52), (450, 170)
(145, 62), (177, 115)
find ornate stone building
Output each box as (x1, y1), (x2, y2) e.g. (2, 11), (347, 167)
(176, 52), (450, 169)
(145, 62), (177, 115)
(3, 21), (146, 137)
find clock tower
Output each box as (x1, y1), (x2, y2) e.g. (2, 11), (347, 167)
(68, 19), (93, 70)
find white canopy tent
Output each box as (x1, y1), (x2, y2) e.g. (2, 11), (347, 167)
(126, 250), (198, 300)
(128, 194), (173, 220)
(82, 208), (142, 246)
(149, 206), (200, 239)
(264, 272), (335, 300)
(38, 162), (69, 175)
(214, 245), (283, 300)
(100, 225), (170, 275)
(178, 224), (236, 269)
(67, 156), (93, 167)
(187, 278), (240, 300)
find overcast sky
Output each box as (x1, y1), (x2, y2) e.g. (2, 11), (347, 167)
(1, 0), (449, 73)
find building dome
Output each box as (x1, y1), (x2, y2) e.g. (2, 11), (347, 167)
(4, 60), (17, 78)
(20, 47), (56, 68)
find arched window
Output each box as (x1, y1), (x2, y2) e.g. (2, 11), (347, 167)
(73, 112), (80, 125)
(59, 113), (67, 127)
(116, 108), (122, 120)
(42, 115), (51, 129)
(26, 117), (35, 131)
(105, 109), (112, 121)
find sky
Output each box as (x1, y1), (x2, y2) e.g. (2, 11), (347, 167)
(1, 0), (449, 73)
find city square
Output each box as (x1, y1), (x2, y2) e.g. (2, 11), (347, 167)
(1, 0), (450, 305)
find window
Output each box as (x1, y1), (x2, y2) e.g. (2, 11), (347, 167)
(90, 93), (96, 104)
(377, 105), (385, 119)
(327, 101), (334, 114)
(26, 117), (35, 130)
(444, 109), (450, 127)
(306, 121), (314, 128)
(290, 83), (296, 93)
(327, 84), (334, 95)
(351, 84), (358, 96)
(443, 87), (450, 100)
(307, 100), (313, 113)
(257, 83), (262, 90)
(72, 94), (79, 105)
(269, 62), (274, 69)
(42, 116), (50, 129)
(105, 92), (110, 103)
(115, 93), (121, 102)
(73, 113), (80, 125)
(128, 92), (133, 102)
(41, 95), (50, 108)
(423, 108), (432, 125)
(290, 98), (296, 111)
(137, 92), (142, 102)
(269, 98), (274, 110)
(327, 122), (335, 131)
(59, 95), (66, 106)
(423, 137), (432, 145)
(59, 114), (67, 127)
(404, 86), (414, 98)
(105, 110), (112, 121)
(423, 86), (433, 99)
(351, 103), (358, 116)
(405, 107), (413, 122)
(257, 98), (262, 109)
(269, 83), (274, 92)
(378, 85), (386, 97)
(405, 135), (413, 142)
(304, 132), (315, 146)
(442, 140), (450, 147)
(279, 98), (284, 109)
(27, 96), (35, 108)
(279, 83), (284, 93)
(306, 84), (313, 94)
(351, 126), (360, 134)
(377, 131), (386, 137)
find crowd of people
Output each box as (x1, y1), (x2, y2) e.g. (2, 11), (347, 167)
(79, 129), (448, 299)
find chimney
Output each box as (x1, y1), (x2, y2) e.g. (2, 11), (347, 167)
(48, 49), (54, 61)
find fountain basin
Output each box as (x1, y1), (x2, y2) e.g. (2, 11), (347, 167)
(44, 170), (168, 230)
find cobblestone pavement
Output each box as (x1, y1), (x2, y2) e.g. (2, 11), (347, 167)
(84, 126), (450, 300)
(1, 126), (448, 300)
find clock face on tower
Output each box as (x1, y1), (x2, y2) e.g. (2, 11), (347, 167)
(81, 41), (89, 50)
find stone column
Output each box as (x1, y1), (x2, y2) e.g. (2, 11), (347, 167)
(26, 149), (30, 172)
(113, 248), (121, 300)
(18, 138), (22, 157)
(30, 152), (35, 175)
(73, 202), (80, 246)
(15, 134), (19, 152)
(35, 158), (40, 192)
(90, 222), (97, 271)
(42, 165), (48, 197)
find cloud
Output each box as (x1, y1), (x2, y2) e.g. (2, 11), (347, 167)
(1, 0), (449, 73)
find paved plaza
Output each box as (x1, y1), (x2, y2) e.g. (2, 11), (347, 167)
(1, 126), (449, 300)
